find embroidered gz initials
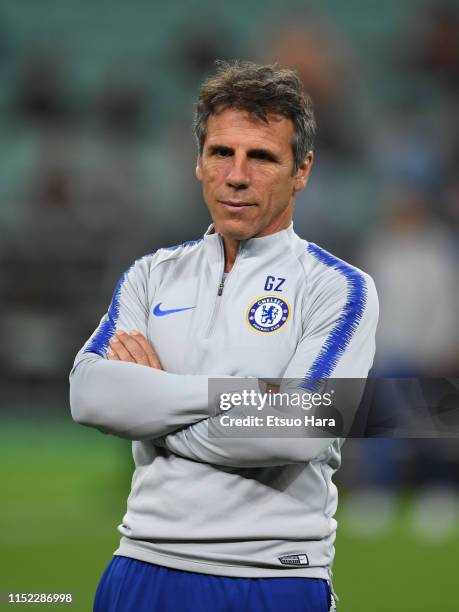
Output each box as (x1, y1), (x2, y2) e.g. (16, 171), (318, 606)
(263, 276), (286, 292)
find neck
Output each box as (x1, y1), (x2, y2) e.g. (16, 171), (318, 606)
(220, 213), (294, 272)
(222, 236), (240, 272)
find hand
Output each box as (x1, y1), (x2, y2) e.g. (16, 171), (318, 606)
(108, 330), (162, 369)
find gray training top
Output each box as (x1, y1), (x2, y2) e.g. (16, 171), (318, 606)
(70, 223), (378, 583)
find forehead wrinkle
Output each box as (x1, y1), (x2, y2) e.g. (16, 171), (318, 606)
(207, 108), (292, 136)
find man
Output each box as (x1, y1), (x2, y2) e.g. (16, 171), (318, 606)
(70, 62), (378, 612)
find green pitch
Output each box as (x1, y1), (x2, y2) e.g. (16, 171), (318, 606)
(1, 420), (457, 611)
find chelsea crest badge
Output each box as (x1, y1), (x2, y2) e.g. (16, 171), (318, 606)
(247, 295), (290, 333)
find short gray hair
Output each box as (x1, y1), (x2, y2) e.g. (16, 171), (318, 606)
(194, 61), (316, 174)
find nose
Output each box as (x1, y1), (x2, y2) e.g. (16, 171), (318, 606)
(226, 154), (249, 190)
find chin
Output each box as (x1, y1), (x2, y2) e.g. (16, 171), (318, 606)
(215, 219), (257, 241)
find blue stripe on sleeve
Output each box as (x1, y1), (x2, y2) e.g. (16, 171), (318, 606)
(84, 269), (129, 357)
(83, 241), (198, 357)
(83, 251), (155, 357)
(303, 243), (368, 383)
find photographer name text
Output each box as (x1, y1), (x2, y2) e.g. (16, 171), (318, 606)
(219, 414), (336, 428)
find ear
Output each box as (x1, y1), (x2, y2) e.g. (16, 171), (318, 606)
(196, 156), (203, 181)
(293, 151), (314, 193)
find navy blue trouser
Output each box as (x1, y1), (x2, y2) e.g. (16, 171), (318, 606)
(94, 556), (332, 612)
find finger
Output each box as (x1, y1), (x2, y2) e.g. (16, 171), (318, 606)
(107, 349), (120, 361)
(109, 334), (136, 363)
(129, 333), (161, 369)
(114, 331), (151, 366)
(131, 330), (162, 369)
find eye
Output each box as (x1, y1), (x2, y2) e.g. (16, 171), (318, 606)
(211, 147), (233, 157)
(249, 150), (277, 162)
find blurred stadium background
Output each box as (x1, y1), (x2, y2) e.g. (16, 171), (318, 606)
(1, 0), (458, 610)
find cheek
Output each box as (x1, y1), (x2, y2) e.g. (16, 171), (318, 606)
(202, 164), (225, 190)
(261, 174), (294, 205)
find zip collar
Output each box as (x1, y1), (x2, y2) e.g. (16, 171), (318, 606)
(203, 223), (297, 259)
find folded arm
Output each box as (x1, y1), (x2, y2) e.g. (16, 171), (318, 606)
(69, 256), (258, 440)
(158, 271), (379, 466)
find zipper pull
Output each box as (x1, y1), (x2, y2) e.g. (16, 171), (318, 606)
(217, 278), (225, 296)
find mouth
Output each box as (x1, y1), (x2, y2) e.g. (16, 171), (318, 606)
(218, 200), (256, 210)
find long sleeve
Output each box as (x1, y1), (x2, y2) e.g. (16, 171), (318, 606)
(159, 268), (379, 466)
(69, 255), (259, 440)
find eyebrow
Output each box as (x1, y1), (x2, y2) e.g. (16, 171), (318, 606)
(207, 144), (280, 163)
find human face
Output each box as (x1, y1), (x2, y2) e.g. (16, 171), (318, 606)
(196, 108), (313, 241)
